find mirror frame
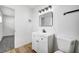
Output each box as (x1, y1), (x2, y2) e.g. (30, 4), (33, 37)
(39, 12), (53, 27)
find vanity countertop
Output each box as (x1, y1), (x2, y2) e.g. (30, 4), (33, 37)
(32, 32), (54, 36)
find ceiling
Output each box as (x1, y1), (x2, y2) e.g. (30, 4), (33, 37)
(26, 5), (47, 9)
(0, 5), (48, 10)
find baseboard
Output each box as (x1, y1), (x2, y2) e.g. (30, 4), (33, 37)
(3, 35), (15, 37)
(15, 42), (32, 48)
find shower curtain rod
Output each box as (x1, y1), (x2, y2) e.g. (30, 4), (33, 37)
(64, 9), (79, 15)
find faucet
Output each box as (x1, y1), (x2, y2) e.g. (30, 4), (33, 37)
(42, 29), (46, 33)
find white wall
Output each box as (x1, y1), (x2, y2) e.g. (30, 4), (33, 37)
(53, 5), (79, 39)
(15, 6), (33, 48)
(5, 5), (33, 48)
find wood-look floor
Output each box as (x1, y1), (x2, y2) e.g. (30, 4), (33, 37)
(7, 43), (36, 53)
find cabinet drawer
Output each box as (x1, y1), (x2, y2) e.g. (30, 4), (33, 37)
(40, 35), (48, 39)
(40, 36), (48, 41)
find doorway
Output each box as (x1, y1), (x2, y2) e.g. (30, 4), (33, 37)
(0, 6), (15, 52)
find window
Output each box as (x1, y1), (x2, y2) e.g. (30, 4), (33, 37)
(0, 16), (2, 23)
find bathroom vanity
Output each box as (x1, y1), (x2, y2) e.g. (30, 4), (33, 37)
(32, 32), (54, 53)
(32, 8), (54, 53)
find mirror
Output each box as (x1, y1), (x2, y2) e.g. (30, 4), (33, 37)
(39, 12), (53, 27)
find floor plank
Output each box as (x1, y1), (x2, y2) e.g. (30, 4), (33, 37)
(7, 43), (36, 53)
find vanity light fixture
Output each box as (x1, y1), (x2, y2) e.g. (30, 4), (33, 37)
(38, 5), (52, 13)
(45, 7), (48, 10)
(39, 10), (41, 13)
(42, 9), (45, 12)
(49, 5), (52, 9)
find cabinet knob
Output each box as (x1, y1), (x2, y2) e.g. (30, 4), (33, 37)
(41, 38), (43, 40)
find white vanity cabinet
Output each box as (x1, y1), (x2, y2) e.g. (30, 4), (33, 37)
(32, 32), (54, 53)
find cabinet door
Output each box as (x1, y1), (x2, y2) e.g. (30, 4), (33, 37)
(32, 34), (39, 52)
(38, 37), (48, 53)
